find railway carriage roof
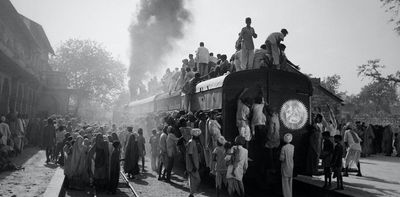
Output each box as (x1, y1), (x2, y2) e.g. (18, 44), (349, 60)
(196, 75), (227, 93)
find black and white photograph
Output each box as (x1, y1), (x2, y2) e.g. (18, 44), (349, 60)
(0, 0), (399, 196)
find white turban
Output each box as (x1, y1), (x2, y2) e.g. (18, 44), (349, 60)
(191, 128), (201, 137)
(217, 136), (226, 145)
(284, 133), (293, 143)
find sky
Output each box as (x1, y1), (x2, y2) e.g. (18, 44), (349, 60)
(10, 0), (400, 94)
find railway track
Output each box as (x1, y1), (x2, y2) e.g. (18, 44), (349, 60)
(62, 171), (139, 197)
(119, 171), (140, 197)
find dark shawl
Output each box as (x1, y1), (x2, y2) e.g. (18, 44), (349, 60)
(123, 134), (139, 175)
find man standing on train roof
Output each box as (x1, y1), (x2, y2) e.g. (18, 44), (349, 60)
(195, 42), (210, 77)
(265, 28), (288, 69)
(188, 54), (196, 70)
(239, 17), (257, 70)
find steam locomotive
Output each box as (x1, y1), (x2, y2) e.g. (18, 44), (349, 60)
(119, 68), (313, 179)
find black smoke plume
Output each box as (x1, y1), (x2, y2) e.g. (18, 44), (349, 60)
(128, 0), (191, 100)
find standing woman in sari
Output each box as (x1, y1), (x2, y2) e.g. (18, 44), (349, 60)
(124, 134), (140, 179)
(362, 125), (375, 157)
(69, 136), (85, 190)
(88, 134), (109, 190)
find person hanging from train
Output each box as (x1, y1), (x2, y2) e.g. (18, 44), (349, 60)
(185, 73), (202, 112)
(186, 128), (202, 197)
(236, 88), (251, 149)
(265, 28), (288, 69)
(206, 109), (222, 175)
(265, 105), (281, 173)
(251, 85), (268, 179)
(280, 133), (294, 197)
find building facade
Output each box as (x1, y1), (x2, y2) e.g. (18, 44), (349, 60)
(0, 0), (74, 118)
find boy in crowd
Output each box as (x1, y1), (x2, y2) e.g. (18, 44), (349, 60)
(321, 131), (334, 188)
(332, 135), (344, 190)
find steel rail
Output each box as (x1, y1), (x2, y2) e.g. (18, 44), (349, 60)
(120, 171), (140, 197)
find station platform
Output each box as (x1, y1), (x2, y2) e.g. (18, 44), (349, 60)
(294, 154), (400, 197)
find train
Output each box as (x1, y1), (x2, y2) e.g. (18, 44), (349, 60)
(117, 68), (313, 181)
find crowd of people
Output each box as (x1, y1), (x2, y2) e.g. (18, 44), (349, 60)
(160, 17), (299, 96)
(2, 16), (400, 197)
(0, 111), (31, 171)
(308, 106), (400, 192)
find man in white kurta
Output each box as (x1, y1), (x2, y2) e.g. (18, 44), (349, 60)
(280, 133), (294, 197)
(343, 124), (363, 176)
(239, 17), (257, 69)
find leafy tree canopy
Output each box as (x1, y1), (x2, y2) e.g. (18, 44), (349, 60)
(50, 39), (126, 109)
(380, 0), (400, 35)
(321, 74), (341, 94)
(358, 59), (400, 85)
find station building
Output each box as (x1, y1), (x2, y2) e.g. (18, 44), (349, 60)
(0, 0), (75, 118)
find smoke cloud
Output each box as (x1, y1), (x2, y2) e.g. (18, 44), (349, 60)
(128, 0), (191, 99)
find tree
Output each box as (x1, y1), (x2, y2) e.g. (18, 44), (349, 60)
(50, 39), (126, 112)
(357, 59), (400, 85)
(321, 74), (341, 94)
(356, 81), (398, 114)
(380, 0), (400, 35)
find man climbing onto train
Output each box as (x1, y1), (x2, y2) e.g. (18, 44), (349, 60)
(236, 88), (251, 149)
(265, 28), (288, 69)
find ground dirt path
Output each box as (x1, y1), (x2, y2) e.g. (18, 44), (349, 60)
(0, 147), (57, 197)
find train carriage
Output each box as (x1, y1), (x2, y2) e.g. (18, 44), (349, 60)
(122, 68), (313, 178)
